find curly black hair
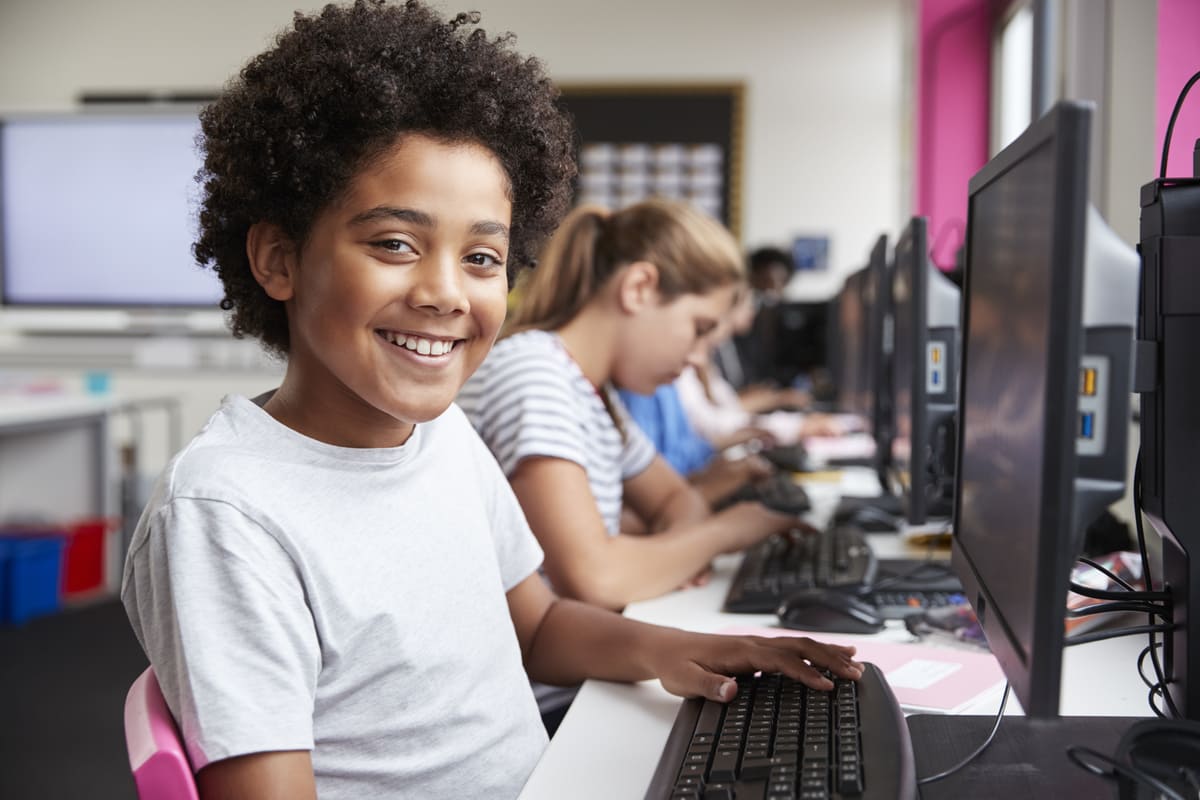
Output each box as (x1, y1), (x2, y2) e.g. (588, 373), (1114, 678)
(193, 0), (577, 356)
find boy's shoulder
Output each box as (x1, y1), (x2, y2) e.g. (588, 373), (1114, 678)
(150, 395), (280, 502)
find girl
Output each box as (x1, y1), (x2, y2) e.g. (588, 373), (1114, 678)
(459, 200), (802, 612)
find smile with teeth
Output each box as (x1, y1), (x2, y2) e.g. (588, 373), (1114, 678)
(378, 330), (459, 357)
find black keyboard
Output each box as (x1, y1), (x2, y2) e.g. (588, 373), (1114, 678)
(723, 527), (875, 613)
(644, 664), (917, 799)
(725, 474), (813, 516)
(867, 588), (966, 619)
(761, 444), (809, 473)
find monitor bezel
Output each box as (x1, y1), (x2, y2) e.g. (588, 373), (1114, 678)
(951, 101), (1092, 717)
(892, 217), (931, 524)
(0, 109), (221, 312)
(834, 267), (871, 418)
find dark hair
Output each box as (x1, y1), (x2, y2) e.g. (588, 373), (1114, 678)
(193, 0), (576, 356)
(747, 246), (795, 276)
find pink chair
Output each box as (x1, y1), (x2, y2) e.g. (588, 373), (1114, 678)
(123, 666), (200, 800)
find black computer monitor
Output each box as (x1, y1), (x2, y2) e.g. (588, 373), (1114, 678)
(0, 111), (223, 318)
(951, 100), (1138, 717)
(890, 217), (960, 525)
(1138, 171), (1200, 720)
(865, 233), (893, 462)
(834, 235), (891, 439)
(833, 267), (870, 419)
(764, 300), (832, 390)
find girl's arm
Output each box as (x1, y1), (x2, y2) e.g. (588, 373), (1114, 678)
(507, 574), (862, 698)
(509, 455), (797, 610)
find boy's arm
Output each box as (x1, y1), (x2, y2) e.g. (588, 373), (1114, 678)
(506, 574), (862, 701)
(196, 751), (316, 800)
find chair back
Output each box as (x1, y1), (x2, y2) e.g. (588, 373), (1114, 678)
(123, 666), (200, 800)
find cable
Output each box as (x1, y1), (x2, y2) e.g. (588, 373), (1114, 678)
(1065, 624), (1178, 648)
(1067, 582), (1171, 603)
(916, 682), (1010, 785)
(1137, 644), (1175, 718)
(1132, 450), (1182, 719)
(1133, 453), (1154, 594)
(1076, 555), (1138, 592)
(1066, 602), (1169, 619)
(1158, 68), (1200, 179)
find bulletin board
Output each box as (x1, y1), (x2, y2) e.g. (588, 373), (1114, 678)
(556, 84), (745, 239)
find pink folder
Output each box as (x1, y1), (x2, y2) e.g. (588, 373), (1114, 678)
(720, 625), (1006, 714)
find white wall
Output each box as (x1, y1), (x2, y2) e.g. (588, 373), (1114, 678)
(0, 0), (907, 471)
(0, 0), (906, 275)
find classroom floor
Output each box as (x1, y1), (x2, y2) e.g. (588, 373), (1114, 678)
(1, 599), (147, 800)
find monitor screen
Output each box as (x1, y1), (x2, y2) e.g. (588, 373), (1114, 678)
(952, 101), (1092, 717)
(767, 300), (831, 388)
(0, 112), (222, 308)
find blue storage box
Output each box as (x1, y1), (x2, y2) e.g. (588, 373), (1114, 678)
(0, 539), (9, 623)
(1, 534), (65, 625)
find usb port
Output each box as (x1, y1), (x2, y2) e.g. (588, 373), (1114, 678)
(1080, 412), (1095, 439)
(1081, 367), (1097, 396)
(931, 346), (942, 365)
(930, 369), (941, 387)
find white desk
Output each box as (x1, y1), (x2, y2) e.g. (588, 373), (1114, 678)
(0, 395), (116, 524)
(0, 392), (183, 594)
(518, 471), (1153, 800)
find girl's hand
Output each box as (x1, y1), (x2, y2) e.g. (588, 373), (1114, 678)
(651, 629), (863, 701)
(710, 502), (801, 553)
(800, 413), (847, 437)
(678, 563), (714, 589)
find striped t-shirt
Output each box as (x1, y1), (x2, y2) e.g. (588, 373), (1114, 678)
(458, 329), (657, 535)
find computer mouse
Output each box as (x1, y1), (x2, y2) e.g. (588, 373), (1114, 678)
(776, 588), (886, 635)
(848, 507), (899, 533)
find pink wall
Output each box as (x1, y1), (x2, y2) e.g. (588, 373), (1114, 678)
(916, 0), (993, 271)
(1157, 0), (1200, 179)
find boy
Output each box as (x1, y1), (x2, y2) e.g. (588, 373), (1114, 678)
(121, 2), (861, 797)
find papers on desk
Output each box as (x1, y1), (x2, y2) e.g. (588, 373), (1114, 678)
(720, 625), (1005, 714)
(897, 522), (954, 549)
(802, 432), (877, 463)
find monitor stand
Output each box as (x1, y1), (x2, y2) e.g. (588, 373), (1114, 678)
(908, 714), (1141, 799)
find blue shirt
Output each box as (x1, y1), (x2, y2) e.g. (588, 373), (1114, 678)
(618, 383), (715, 476)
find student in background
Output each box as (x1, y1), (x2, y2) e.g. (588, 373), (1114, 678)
(678, 287), (845, 448)
(617, 380), (774, 507)
(721, 246), (794, 387)
(120, 4), (861, 798)
(459, 199), (806, 612)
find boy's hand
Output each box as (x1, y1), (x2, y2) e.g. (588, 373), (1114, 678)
(650, 630), (863, 702)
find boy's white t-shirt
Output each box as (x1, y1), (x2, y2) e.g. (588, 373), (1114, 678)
(122, 395), (549, 799)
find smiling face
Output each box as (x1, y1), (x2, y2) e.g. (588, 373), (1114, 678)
(611, 282), (737, 395)
(252, 134), (512, 447)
